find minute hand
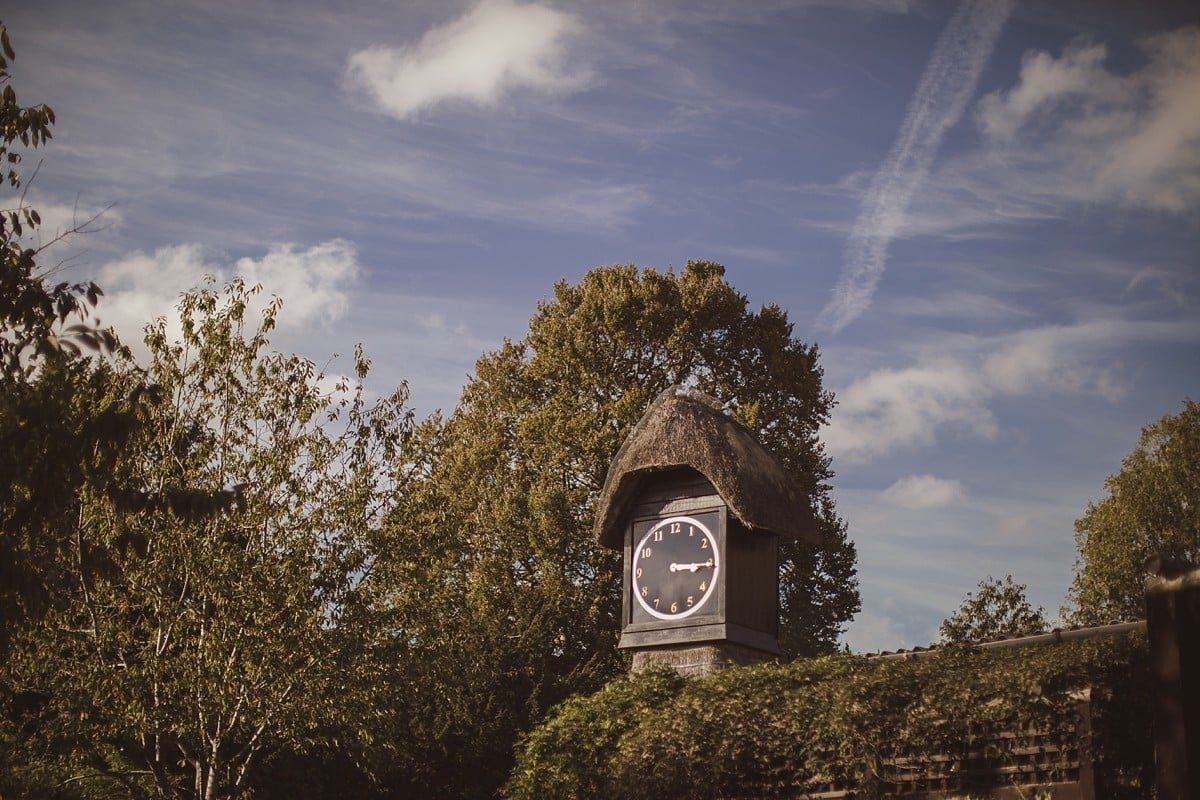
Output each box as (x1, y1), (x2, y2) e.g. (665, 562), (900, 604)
(669, 559), (715, 573)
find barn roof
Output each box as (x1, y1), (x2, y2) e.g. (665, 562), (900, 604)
(594, 386), (822, 549)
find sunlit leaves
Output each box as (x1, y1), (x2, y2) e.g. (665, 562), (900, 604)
(4, 280), (419, 799)
(508, 635), (1151, 800)
(0, 19), (115, 380)
(939, 574), (1048, 644)
(1070, 399), (1200, 623)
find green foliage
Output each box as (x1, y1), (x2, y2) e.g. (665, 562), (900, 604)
(381, 262), (858, 798)
(0, 19), (203, 656)
(503, 667), (686, 800)
(1, 360), (132, 645)
(0, 17), (113, 379)
(507, 635), (1152, 800)
(2, 280), (418, 799)
(940, 574), (1048, 644)
(1070, 399), (1200, 623)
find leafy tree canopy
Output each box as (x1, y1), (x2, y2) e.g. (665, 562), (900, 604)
(2, 280), (417, 799)
(381, 262), (859, 798)
(0, 19), (233, 653)
(0, 19), (151, 653)
(0, 18), (112, 378)
(939, 574), (1047, 644)
(1069, 398), (1200, 623)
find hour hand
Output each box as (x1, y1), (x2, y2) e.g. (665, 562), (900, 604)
(669, 559), (714, 573)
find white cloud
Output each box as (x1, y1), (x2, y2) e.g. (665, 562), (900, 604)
(824, 359), (994, 461)
(841, 607), (912, 654)
(883, 290), (1035, 323)
(96, 240), (360, 358)
(979, 322), (1130, 402)
(976, 42), (1111, 141)
(231, 241), (359, 328)
(882, 474), (965, 509)
(817, 0), (1014, 333)
(1125, 267), (1191, 308)
(944, 26), (1200, 220)
(823, 317), (1199, 463)
(345, 0), (587, 120)
(18, 196), (123, 250)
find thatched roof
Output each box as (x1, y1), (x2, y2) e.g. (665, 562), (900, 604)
(594, 386), (821, 549)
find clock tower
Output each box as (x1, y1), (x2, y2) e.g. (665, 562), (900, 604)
(595, 387), (824, 677)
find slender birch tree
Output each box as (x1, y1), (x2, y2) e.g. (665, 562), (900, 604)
(4, 281), (417, 799)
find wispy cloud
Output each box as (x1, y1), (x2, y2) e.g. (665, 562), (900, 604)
(818, 0), (1014, 333)
(838, 480), (1083, 652)
(93, 239), (508, 416)
(974, 26), (1200, 214)
(882, 474), (966, 509)
(889, 25), (1200, 240)
(1125, 267), (1192, 308)
(97, 240), (360, 359)
(823, 317), (1200, 463)
(21, 195), (122, 248)
(345, 0), (588, 121)
(882, 289), (1036, 323)
(825, 358), (992, 461)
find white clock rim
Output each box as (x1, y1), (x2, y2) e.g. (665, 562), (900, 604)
(631, 514), (720, 621)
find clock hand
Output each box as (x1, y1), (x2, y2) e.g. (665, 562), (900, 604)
(669, 559), (715, 573)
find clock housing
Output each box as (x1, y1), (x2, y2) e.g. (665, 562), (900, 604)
(618, 467), (779, 654)
(594, 387), (823, 673)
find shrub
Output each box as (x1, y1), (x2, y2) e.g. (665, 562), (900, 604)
(507, 633), (1151, 800)
(504, 666), (686, 799)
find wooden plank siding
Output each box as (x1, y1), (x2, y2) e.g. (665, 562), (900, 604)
(717, 693), (1100, 799)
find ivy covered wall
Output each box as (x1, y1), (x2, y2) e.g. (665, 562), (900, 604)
(505, 633), (1151, 799)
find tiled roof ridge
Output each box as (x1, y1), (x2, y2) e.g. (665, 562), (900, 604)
(864, 619), (1146, 661)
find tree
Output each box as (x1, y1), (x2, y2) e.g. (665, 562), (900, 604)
(0, 16), (122, 379)
(0, 18), (123, 652)
(1069, 399), (1200, 624)
(2, 281), (418, 799)
(939, 575), (1047, 644)
(382, 262), (859, 798)
(0, 19), (225, 657)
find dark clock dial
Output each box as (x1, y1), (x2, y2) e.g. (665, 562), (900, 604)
(631, 514), (720, 621)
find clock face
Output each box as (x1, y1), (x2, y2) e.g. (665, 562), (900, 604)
(631, 513), (720, 622)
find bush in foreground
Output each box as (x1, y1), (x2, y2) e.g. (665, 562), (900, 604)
(506, 633), (1151, 800)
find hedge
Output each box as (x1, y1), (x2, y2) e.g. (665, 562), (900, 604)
(505, 632), (1151, 799)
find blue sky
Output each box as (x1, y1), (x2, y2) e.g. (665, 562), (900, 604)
(9, 0), (1199, 652)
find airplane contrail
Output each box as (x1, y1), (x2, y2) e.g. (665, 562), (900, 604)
(818, 0), (1015, 334)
